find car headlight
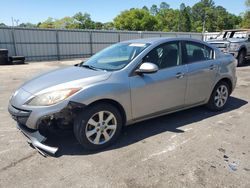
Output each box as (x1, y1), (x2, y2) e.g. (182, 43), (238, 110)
(229, 43), (241, 51)
(26, 88), (81, 106)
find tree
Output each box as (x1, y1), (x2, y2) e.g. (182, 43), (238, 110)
(54, 17), (78, 29)
(179, 4), (192, 32)
(246, 0), (250, 7)
(142, 6), (149, 11)
(18, 22), (37, 28)
(103, 22), (114, 30)
(242, 0), (250, 28)
(94, 22), (104, 30)
(73, 12), (95, 29)
(38, 17), (55, 28)
(0, 23), (6, 27)
(114, 9), (158, 31)
(160, 2), (170, 10)
(13, 1), (244, 32)
(38, 17), (77, 29)
(242, 11), (250, 28)
(150, 4), (159, 16)
(191, 0), (217, 32)
(156, 8), (180, 31)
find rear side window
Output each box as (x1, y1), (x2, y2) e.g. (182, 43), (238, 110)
(184, 42), (214, 63)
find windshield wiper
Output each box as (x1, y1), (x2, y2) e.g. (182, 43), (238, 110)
(81, 64), (100, 71)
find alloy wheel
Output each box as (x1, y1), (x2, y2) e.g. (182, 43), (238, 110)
(214, 85), (228, 108)
(85, 111), (117, 145)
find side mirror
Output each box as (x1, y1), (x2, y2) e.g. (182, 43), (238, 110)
(248, 36), (250, 42)
(135, 62), (159, 74)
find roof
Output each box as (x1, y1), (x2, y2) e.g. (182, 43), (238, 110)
(120, 37), (205, 45)
(223, 29), (250, 32)
(121, 37), (169, 44)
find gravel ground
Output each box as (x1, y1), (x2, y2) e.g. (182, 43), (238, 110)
(0, 59), (249, 188)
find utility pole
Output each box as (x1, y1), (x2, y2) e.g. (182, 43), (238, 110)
(11, 17), (14, 27)
(14, 19), (19, 26)
(202, 14), (206, 33)
(11, 17), (19, 26)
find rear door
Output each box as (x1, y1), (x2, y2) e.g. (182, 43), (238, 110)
(183, 41), (218, 105)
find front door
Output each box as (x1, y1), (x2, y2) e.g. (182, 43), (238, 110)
(129, 41), (188, 120)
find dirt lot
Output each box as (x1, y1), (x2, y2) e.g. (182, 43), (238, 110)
(0, 60), (250, 188)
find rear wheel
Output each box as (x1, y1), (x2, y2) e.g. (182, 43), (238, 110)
(237, 50), (246, 67)
(207, 81), (229, 111)
(74, 103), (123, 150)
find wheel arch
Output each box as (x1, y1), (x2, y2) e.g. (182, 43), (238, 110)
(238, 46), (247, 55)
(214, 77), (233, 94)
(87, 99), (127, 126)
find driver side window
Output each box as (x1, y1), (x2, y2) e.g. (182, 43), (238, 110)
(142, 42), (180, 69)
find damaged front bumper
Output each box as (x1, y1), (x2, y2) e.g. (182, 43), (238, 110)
(8, 101), (85, 156)
(8, 104), (58, 156)
(16, 123), (58, 156)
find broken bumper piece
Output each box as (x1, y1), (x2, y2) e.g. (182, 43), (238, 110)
(16, 123), (58, 156)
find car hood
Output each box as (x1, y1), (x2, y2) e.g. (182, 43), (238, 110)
(21, 66), (112, 94)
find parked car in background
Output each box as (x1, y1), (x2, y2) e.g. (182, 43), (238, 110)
(207, 29), (250, 66)
(8, 38), (237, 156)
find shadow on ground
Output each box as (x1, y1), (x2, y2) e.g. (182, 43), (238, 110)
(241, 60), (250, 67)
(45, 96), (247, 157)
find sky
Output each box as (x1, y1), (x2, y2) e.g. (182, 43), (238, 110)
(0, 0), (247, 26)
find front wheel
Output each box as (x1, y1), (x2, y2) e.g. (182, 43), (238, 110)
(237, 50), (246, 67)
(206, 82), (230, 111)
(74, 103), (123, 150)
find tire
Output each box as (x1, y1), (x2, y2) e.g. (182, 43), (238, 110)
(237, 50), (246, 67)
(74, 103), (123, 150)
(206, 81), (230, 111)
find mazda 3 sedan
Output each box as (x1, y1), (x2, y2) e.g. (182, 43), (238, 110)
(8, 38), (237, 155)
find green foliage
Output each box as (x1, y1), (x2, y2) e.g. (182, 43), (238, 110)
(160, 2), (170, 10)
(150, 4), (159, 16)
(142, 6), (149, 11)
(156, 9), (180, 31)
(242, 0), (250, 28)
(0, 23), (6, 27)
(73, 12), (95, 29)
(38, 17), (55, 28)
(103, 22), (115, 30)
(14, 0), (246, 32)
(179, 4), (192, 32)
(242, 11), (250, 28)
(246, 0), (250, 7)
(114, 9), (158, 31)
(18, 22), (37, 28)
(190, 0), (241, 32)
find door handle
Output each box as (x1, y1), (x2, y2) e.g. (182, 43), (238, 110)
(209, 64), (216, 70)
(176, 72), (184, 79)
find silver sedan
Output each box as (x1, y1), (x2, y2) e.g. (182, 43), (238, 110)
(8, 37), (237, 155)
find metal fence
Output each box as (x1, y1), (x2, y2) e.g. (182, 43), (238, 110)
(0, 27), (203, 61)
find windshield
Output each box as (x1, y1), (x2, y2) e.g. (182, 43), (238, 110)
(81, 43), (149, 71)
